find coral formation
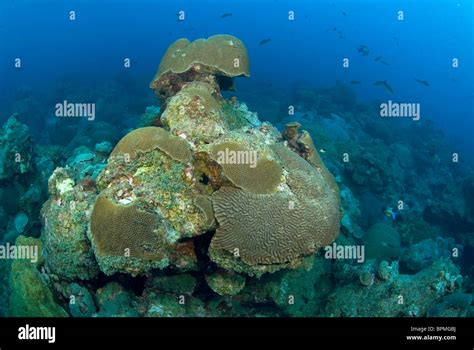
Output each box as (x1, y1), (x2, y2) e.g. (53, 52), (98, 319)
(19, 33), (471, 319)
(41, 168), (99, 280)
(150, 35), (250, 101)
(110, 126), (192, 162)
(89, 195), (171, 275)
(9, 236), (68, 317)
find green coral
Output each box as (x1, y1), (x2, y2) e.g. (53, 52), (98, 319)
(9, 236), (68, 317)
(41, 168), (99, 280)
(205, 270), (246, 296)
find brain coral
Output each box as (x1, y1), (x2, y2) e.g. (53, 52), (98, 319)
(89, 196), (172, 275)
(210, 141), (283, 194)
(209, 143), (340, 274)
(150, 34), (250, 86)
(110, 127), (191, 162)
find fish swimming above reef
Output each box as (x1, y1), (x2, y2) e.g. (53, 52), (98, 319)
(259, 38), (271, 45)
(357, 45), (370, 56)
(374, 56), (390, 66)
(414, 78), (430, 87)
(220, 13), (232, 18)
(373, 80), (394, 94)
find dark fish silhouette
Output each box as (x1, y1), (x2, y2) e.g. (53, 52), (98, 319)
(357, 45), (370, 56)
(375, 56), (390, 66)
(259, 38), (271, 45)
(220, 13), (232, 18)
(414, 78), (430, 87)
(350, 80), (361, 85)
(342, 11), (348, 16)
(374, 80), (394, 94)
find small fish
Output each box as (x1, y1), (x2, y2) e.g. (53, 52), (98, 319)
(374, 56), (383, 62)
(342, 11), (347, 16)
(319, 148), (326, 153)
(357, 45), (370, 56)
(220, 13), (232, 18)
(414, 78), (430, 87)
(373, 80), (394, 94)
(259, 38), (271, 45)
(384, 207), (398, 221)
(380, 60), (390, 66)
(350, 80), (361, 85)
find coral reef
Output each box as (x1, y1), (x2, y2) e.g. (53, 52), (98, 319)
(6, 34), (471, 319)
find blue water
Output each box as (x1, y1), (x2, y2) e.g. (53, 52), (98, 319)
(1, 0), (472, 159)
(0, 0), (473, 318)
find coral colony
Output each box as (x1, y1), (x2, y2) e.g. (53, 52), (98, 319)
(0, 34), (472, 320)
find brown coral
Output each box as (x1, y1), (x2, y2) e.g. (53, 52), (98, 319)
(210, 141), (283, 194)
(151, 35), (250, 84)
(90, 196), (168, 261)
(110, 127), (192, 162)
(210, 186), (339, 266)
(160, 82), (227, 143)
(194, 195), (216, 229)
(209, 142), (340, 272)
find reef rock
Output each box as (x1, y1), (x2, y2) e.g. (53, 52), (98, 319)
(41, 35), (340, 292)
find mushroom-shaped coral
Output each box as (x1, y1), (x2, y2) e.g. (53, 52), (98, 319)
(150, 35), (250, 101)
